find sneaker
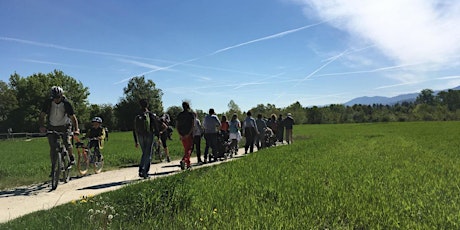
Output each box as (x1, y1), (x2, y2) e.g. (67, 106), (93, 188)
(166, 156), (171, 162)
(139, 172), (150, 179)
(180, 160), (185, 170)
(186, 165), (192, 170)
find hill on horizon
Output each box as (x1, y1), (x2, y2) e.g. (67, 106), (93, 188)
(344, 85), (460, 106)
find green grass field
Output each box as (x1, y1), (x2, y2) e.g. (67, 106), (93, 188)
(2, 122), (460, 229)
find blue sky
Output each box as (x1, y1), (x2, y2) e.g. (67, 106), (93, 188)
(1, 0), (460, 113)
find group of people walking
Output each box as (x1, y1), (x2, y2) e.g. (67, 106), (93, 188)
(133, 100), (296, 178)
(39, 85), (294, 180)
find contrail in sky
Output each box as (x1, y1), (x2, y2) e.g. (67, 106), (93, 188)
(0, 21), (327, 84)
(0, 36), (148, 60)
(210, 21), (327, 55)
(117, 21), (327, 83)
(316, 63), (420, 78)
(297, 49), (349, 85)
(273, 48), (349, 104)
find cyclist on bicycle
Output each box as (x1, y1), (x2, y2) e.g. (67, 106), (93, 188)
(85, 116), (106, 161)
(39, 86), (80, 170)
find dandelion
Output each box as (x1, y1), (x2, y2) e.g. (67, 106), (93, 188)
(108, 214), (113, 220)
(88, 209), (94, 214)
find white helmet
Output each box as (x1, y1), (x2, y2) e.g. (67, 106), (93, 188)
(91, 117), (103, 123)
(50, 86), (63, 99)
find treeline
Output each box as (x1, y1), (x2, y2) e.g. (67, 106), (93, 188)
(251, 89), (460, 125)
(1, 70), (459, 133)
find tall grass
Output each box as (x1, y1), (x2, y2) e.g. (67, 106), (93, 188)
(2, 122), (460, 229)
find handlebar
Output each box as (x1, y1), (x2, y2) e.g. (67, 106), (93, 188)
(46, 130), (74, 136)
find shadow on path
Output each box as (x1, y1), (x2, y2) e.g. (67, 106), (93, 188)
(0, 183), (49, 198)
(77, 180), (134, 190)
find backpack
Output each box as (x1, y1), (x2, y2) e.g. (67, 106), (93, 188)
(135, 111), (153, 135)
(176, 111), (194, 136)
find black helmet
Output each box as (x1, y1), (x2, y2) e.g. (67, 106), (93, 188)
(91, 117), (103, 123)
(50, 86), (63, 99)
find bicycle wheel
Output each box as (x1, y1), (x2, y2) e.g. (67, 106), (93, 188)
(92, 151), (104, 174)
(77, 149), (89, 175)
(51, 151), (61, 190)
(61, 150), (71, 183)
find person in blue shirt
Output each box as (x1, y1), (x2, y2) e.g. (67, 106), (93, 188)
(242, 111), (258, 154)
(202, 108), (221, 163)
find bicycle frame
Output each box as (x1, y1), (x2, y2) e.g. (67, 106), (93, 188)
(74, 136), (104, 175)
(47, 130), (71, 190)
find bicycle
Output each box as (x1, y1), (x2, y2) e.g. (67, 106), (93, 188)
(74, 136), (104, 175)
(47, 130), (72, 190)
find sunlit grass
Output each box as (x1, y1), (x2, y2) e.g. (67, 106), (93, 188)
(2, 122), (460, 229)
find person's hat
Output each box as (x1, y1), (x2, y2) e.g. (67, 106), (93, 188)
(287, 113), (292, 116)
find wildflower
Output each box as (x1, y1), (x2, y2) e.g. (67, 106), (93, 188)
(88, 209), (94, 214)
(108, 214), (114, 220)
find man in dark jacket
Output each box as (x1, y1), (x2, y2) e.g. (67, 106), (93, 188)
(133, 99), (159, 179)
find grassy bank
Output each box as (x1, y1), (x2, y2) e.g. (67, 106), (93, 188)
(2, 122), (460, 229)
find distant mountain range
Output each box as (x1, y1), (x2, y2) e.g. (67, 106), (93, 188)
(344, 86), (460, 106)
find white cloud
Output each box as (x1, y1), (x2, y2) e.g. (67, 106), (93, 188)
(296, 0), (460, 66)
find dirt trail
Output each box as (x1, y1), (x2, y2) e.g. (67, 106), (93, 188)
(0, 148), (248, 223)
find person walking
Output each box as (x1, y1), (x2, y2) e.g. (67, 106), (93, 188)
(133, 99), (159, 179)
(203, 108), (221, 163)
(228, 113), (241, 155)
(39, 86), (80, 174)
(158, 115), (171, 162)
(266, 114), (278, 140)
(176, 101), (195, 170)
(277, 114), (285, 143)
(284, 113), (295, 144)
(192, 112), (204, 165)
(242, 111), (258, 154)
(255, 114), (267, 150)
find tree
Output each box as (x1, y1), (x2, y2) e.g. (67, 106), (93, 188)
(123, 76), (163, 115)
(7, 70), (89, 132)
(115, 76), (163, 131)
(416, 89), (436, 105)
(227, 100), (242, 118)
(307, 106), (322, 124)
(437, 89), (460, 111)
(165, 105), (183, 127)
(0, 80), (18, 123)
(285, 101), (306, 124)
